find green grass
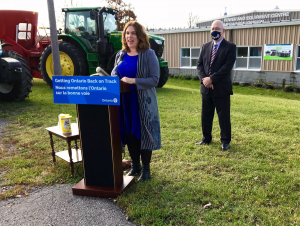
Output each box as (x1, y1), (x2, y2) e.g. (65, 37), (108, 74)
(1, 78), (300, 225)
(264, 55), (292, 60)
(0, 79), (82, 199)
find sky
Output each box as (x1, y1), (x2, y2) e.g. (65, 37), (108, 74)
(0, 0), (299, 30)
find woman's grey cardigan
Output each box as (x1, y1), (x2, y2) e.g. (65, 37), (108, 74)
(111, 48), (161, 151)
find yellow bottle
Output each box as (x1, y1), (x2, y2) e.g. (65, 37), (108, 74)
(58, 114), (72, 134)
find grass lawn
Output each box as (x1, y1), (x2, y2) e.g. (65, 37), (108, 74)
(1, 78), (300, 225)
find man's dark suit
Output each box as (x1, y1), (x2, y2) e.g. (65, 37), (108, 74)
(197, 39), (236, 144)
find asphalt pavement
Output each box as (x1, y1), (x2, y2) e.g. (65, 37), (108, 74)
(0, 117), (135, 226)
(0, 184), (136, 226)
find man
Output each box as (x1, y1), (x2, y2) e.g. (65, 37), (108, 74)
(195, 20), (236, 151)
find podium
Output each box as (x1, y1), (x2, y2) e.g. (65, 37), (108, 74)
(72, 81), (134, 198)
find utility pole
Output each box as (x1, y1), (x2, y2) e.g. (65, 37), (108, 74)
(47, 0), (62, 76)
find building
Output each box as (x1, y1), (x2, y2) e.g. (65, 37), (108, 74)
(150, 10), (300, 86)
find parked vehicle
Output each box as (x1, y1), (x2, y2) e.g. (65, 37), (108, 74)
(39, 7), (169, 88)
(0, 7), (169, 102)
(0, 10), (43, 101)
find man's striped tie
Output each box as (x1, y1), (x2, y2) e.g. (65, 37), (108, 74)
(208, 44), (218, 75)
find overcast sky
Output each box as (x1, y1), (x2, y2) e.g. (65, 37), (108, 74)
(0, 0), (299, 30)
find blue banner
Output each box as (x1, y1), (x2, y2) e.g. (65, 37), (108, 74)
(53, 76), (120, 105)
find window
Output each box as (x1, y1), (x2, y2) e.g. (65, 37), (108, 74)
(65, 11), (98, 52)
(103, 13), (118, 36)
(66, 12), (86, 35)
(235, 46), (262, 70)
(180, 47), (200, 67)
(296, 45), (300, 71)
(18, 23), (31, 40)
(19, 23), (32, 31)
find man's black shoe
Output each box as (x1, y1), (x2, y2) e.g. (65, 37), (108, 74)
(195, 140), (211, 145)
(221, 143), (230, 151)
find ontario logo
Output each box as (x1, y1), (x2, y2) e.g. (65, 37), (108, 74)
(102, 98), (118, 103)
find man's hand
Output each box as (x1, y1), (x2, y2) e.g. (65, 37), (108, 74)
(202, 77), (213, 88)
(206, 84), (214, 89)
(121, 77), (136, 84)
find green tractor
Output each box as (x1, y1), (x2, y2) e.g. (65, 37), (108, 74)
(39, 7), (169, 88)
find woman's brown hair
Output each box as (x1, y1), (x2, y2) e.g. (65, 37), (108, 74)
(122, 21), (150, 53)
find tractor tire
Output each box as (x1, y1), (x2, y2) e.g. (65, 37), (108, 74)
(39, 41), (88, 88)
(0, 50), (32, 102)
(157, 67), (169, 88)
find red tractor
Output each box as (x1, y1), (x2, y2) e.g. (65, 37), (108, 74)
(0, 10), (50, 101)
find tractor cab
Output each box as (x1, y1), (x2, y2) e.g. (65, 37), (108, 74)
(65, 10), (98, 52)
(39, 6), (169, 89)
(63, 7), (118, 53)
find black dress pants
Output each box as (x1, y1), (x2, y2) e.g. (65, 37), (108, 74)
(126, 133), (152, 165)
(201, 91), (231, 144)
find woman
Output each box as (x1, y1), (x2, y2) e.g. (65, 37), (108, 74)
(111, 21), (161, 182)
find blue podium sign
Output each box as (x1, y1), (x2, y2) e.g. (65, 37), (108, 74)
(53, 76), (120, 105)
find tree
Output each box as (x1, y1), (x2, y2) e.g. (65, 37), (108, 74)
(104, 0), (137, 30)
(145, 24), (149, 31)
(187, 12), (200, 28)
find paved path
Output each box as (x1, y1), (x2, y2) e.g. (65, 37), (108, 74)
(0, 184), (136, 226)
(0, 118), (135, 226)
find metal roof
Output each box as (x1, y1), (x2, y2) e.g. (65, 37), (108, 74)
(148, 20), (300, 35)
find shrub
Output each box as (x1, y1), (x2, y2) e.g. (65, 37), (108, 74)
(180, 74), (186, 80)
(284, 86), (293, 92)
(284, 84), (297, 92)
(254, 78), (264, 87)
(192, 75), (199, 80)
(240, 82), (250, 87)
(253, 83), (263, 88)
(232, 81), (239, 86)
(185, 74), (192, 80)
(294, 87), (300, 93)
(174, 74), (180, 79)
(169, 74), (174, 78)
(263, 81), (274, 89)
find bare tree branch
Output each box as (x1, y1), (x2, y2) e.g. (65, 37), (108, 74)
(56, 0), (81, 31)
(187, 12), (200, 28)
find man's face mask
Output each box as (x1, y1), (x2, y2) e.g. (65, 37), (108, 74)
(211, 30), (221, 40)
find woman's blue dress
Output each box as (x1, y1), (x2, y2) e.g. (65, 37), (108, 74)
(117, 53), (141, 144)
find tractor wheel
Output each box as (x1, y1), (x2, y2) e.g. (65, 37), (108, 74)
(39, 41), (88, 88)
(157, 67), (169, 88)
(0, 50), (32, 102)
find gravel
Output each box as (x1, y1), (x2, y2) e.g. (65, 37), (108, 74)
(0, 184), (136, 226)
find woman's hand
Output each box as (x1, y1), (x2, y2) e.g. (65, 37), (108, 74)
(121, 77), (136, 84)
